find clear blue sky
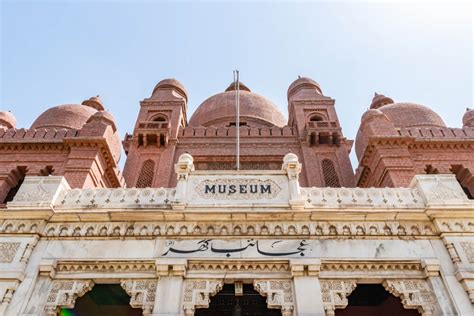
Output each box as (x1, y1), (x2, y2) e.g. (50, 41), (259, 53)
(1, 0), (472, 168)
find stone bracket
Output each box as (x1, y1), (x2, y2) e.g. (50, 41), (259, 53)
(43, 279), (94, 316)
(120, 279), (158, 316)
(320, 279), (356, 316)
(182, 279), (223, 316)
(253, 279), (294, 316)
(382, 279), (436, 316)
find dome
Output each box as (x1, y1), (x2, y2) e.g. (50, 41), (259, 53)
(378, 102), (446, 128)
(151, 78), (188, 102)
(370, 93), (394, 109)
(189, 83), (286, 127)
(287, 77), (322, 100)
(463, 108), (474, 127)
(31, 104), (98, 130)
(82, 95), (104, 111)
(0, 111), (16, 129)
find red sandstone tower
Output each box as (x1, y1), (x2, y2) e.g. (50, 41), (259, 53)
(122, 77), (355, 188)
(355, 94), (474, 197)
(0, 97), (124, 205)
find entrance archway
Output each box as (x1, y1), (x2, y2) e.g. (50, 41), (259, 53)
(195, 283), (281, 316)
(60, 284), (141, 316)
(335, 284), (420, 316)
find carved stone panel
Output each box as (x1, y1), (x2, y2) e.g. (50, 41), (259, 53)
(43, 280), (94, 316)
(0, 242), (20, 263)
(121, 279), (158, 315)
(182, 279), (223, 316)
(460, 242), (474, 263)
(382, 279), (436, 316)
(253, 280), (294, 316)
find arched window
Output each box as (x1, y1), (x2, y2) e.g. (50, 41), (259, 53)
(151, 115), (168, 122)
(309, 114), (325, 122)
(136, 160), (155, 188)
(322, 159), (341, 187)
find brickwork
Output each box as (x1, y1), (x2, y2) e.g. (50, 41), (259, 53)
(355, 95), (474, 196)
(123, 77), (355, 188)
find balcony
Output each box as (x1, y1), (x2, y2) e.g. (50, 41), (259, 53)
(305, 121), (341, 146)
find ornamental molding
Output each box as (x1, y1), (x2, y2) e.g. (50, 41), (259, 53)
(12, 220), (437, 238)
(320, 279), (357, 316)
(434, 219), (474, 233)
(120, 279), (158, 316)
(187, 260), (290, 274)
(382, 279), (436, 316)
(0, 281), (19, 313)
(44, 279), (94, 316)
(253, 279), (294, 316)
(320, 260), (426, 278)
(56, 260), (156, 275)
(182, 279), (223, 316)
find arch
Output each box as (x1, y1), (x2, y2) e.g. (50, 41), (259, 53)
(322, 159), (341, 187)
(309, 114), (325, 122)
(150, 114), (168, 122)
(136, 160), (155, 188)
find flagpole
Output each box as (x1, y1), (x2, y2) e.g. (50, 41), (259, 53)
(234, 70), (240, 171)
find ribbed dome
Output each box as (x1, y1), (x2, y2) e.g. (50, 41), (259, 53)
(189, 83), (286, 127)
(378, 102), (446, 128)
(0, 111), (16, 129)
(31, 104), (97, 130)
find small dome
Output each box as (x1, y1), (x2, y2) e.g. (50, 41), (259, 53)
(151, 78), (188, 102)
(0, 111), (16, 129)
(82, 95), (104, 111)
(225, 81), (251, 92)
(189, 83), (286, 127)
(31, 104), (97, 130)
(378, 102), (446, 128)
(287, 77), (322, 100)
(463, 108), (474, 127)
(87, 111), (117, 132)
(370, 93), (394, 109)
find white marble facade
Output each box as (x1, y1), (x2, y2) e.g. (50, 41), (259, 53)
(0, 154), (473, 315)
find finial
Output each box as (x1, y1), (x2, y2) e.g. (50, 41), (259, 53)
(298, 75), (301, 79)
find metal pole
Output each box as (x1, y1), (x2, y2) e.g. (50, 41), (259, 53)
(234, 70), (240, 170)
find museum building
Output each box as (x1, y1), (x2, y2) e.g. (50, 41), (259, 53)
(0, 77), (473, 315)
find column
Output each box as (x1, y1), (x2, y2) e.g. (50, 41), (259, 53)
(290, 259), (325, 316)
(153, 259), (187, 316)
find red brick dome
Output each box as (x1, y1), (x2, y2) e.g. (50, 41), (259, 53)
(378, 102), (446, 128)
(189, 83), (286, 127)
(0, 111), (16, 129)
(287, 77), (322, 100)
(152, 78), (188, 102)
(463, 108), (474, 127)
(31, 104), (97, 130)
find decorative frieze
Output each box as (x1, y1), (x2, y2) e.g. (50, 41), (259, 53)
(56, 260), (156, 274)
(34, 220), (436, 238)
(120, 279), (158, 315)
(182, 279), (223, 316)
(320, 279), (357, 316)
(382, 279), (435, 315)
(44, 279), (94, 316)
(253, 280), (294, 316)
(188, 261), (290, 274)
(301, 187), (424, 208)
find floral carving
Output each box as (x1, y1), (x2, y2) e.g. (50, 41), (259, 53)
(320, 279), (356, 316)
(182, 279), (223, 316)
(0, 242), (21, 263)
(460, 242), (474, 263)
(253, 280), (294, 316)
(44, 280), (94, 316)
(382, 279), (435, 315)
(120, 279), (158, 315)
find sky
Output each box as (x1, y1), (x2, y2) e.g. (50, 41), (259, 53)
(1, 0), (472, 169)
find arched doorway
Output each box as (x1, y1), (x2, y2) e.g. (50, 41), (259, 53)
(195, 283), (281, 316)
(60, 284), (142, 316)
(336, 284), (420, 316)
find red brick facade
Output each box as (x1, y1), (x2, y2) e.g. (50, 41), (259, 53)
(122, 78), (355, 188)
